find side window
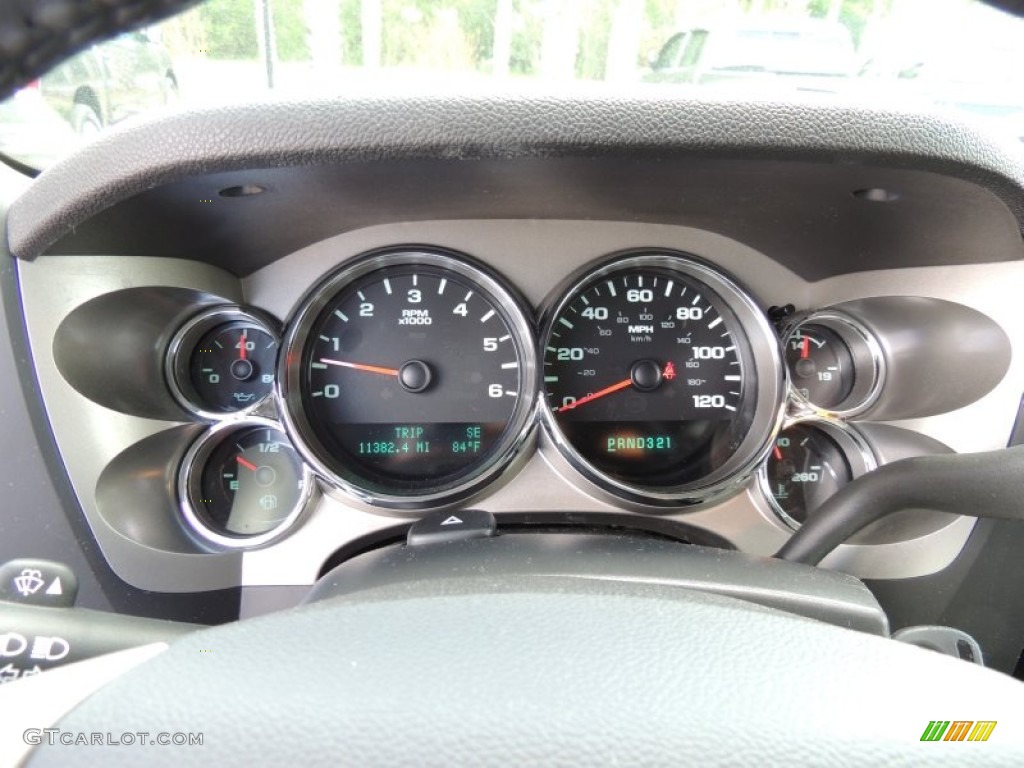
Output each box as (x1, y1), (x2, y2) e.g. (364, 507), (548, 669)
(680, 30), (708, 68)
(654, 34), (687, 70)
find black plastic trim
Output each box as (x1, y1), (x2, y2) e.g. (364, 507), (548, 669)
(8, 97), (1024, 280)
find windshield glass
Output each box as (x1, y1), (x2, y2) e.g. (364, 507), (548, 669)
(1, 0), (1022, 170)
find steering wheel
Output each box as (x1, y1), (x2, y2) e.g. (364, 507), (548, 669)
(4, 533), (1023, 766)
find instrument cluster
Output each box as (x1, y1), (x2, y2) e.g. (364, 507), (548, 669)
(161, 246), (788, 548)
(151, 244), (1007, 552)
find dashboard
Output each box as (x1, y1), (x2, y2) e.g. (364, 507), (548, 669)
(12, 211), (1022, 591)
(2, 94), (1024, 668)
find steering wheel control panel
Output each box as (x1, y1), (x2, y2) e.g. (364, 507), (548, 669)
(19, 220), (1017, 592)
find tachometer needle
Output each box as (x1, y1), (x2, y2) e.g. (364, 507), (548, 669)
(237, 456), (259, 472)
(557, 378), (632, 412)
(319, 358), (400, 376)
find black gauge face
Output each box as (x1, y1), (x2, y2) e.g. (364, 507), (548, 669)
(786, 324), (855, 410)
(542, 264), (758, 490)
(293, 261), (532, 496)
(190, 426), (305, 538)
(188, 321), (279, 413)
(766, 423), (853, 527)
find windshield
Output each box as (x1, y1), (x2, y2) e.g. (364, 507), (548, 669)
(701, 24), (857, 76)
(1, 0), (1022, 170)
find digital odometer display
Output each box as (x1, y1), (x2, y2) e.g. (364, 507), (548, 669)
(281, 252), (536, 503)
(541, 253), (774, 499)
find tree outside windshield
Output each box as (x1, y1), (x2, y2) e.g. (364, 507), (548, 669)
(0, 0), (1022, 169)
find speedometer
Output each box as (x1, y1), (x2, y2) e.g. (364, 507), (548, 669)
(539, 251), (784, 505)
(278, 249), (537, 509)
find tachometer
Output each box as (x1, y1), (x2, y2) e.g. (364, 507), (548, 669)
(278, 249), (537, 509)
(540, 251), (784, 505)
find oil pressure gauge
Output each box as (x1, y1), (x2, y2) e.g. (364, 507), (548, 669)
(167, 306), (280, 419)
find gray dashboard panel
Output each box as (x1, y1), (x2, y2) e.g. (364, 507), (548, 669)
(0, 170), (119, 610)
(17, 218), (1024, 592)
(16, 255), (250, 593)
(0, 164), (242, 620)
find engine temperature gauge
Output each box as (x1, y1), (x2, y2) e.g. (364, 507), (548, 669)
(760, 419), (875, 529)
(179, 420), (313, 548)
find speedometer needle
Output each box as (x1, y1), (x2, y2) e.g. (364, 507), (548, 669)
(319, 358), (400, 376)
(557, 378), (632, 412)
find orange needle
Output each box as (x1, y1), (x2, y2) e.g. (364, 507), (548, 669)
(320, 358), (399, 376)
(801, 336), (810, 360)
(239, 330), (248, 361)
(557, 378), (633, 412)
(773, 446), (783, 461)
(237, 456), (259, 472)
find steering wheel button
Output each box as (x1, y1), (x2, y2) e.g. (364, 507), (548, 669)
(0, 559), (78, 608)
(407, 509), (497, 547)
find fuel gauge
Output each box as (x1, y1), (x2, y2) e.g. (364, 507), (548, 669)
(179, 420), (313, 548)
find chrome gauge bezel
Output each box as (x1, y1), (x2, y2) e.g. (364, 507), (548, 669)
(276, 248), (539, 512)
(537, 250), (786, 508)
(758, 415), (877, 531)
(166, 305), (282, 421)
(782, 310), (886, 419)
(177, 417), (316, 550)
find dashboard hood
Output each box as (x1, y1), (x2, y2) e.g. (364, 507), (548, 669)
(6, 93), (1024, 283)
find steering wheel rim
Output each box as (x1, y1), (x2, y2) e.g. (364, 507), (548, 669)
(14, 571), (1024, 767)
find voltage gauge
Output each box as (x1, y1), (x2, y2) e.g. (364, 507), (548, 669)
(785, 325), (854, 409)
(784, 311), (884, 417)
